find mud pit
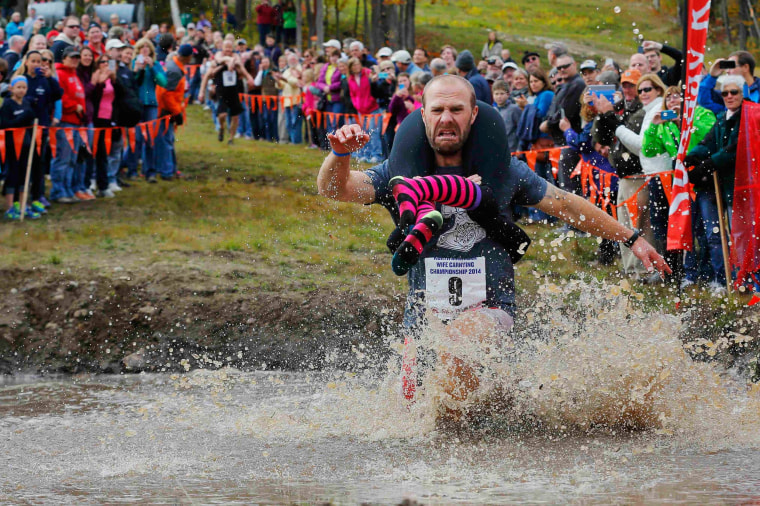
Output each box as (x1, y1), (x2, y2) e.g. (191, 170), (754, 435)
(0, 250), (402, 375)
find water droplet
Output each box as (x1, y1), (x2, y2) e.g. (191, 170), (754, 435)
(633, 28), (640, 35)
(614, 6), (621, 13)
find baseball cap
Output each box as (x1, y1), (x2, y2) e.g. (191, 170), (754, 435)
(187, 22), (196, 29)
(521, 51), (540, 64)
(376, 46), (393, 58)
(502, 61), (518, 72)
(105, 39), (127, 50)
(580, 59), (598, 71)
(236, 38), (247, 46)
(177, 44), (194, 57)
(597, 70), (620, 86)
(62, 46), (80, 58)
(323, 39), (341, 50)
(620, 68), (642, 85)
(391, 50), (412, 64)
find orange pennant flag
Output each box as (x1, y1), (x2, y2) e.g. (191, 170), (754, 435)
(524, 151), (538, 171)
(104, 128), (112, 155)
(659, 173), (674, 205)
(0, 131), (6, 164)
(64, 128), (75, 152)
(147, 119), (159, 144)
(12, 129), (24, 161)
(625, 197), (639, 230)
(78, 127), (90, 154)
(92, 129), (101, 157)
(35, 126), (43, 156)
(49, 128), (57, 159)
(548, 148), (562, 178)
(382, 113), (392, 135)
(127, 128), (136, 153)
(140, 123), (150, 147)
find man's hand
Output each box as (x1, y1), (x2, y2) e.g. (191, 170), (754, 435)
(630, 236), (672, 278)
(594, 94), (614, 114)
(642, 40), (663, 52)
(709, 59), (726, 78)
(327, 123), (369, 154)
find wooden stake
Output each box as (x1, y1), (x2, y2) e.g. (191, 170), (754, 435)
(713, 171), (732, 294)
(19, 120), (39, 222)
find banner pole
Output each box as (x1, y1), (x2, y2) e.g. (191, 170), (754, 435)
(713, 171), (732, 294)
(20, 120), (39, 222)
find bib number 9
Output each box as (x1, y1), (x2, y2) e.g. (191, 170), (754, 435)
(448, 277), (463, 306)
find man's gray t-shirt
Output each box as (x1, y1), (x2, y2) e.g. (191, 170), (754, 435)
(366, 157), (548, 327)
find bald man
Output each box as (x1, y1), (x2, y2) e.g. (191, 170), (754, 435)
(317, 74), (668, 401)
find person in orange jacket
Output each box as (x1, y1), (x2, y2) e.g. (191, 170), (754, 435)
(154, 44), (192, 181)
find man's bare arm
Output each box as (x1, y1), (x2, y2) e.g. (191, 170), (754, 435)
(316, 124), (376, 204)
(533, 185), (672, 276)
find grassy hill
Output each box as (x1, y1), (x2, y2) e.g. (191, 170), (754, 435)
(410, 0), (727, 66)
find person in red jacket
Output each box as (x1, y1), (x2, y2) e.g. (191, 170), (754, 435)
(255, 0), (276, 47)
(50, 46), (86, 203)
(155, 44), (191, 181)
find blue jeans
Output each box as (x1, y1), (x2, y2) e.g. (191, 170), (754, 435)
(354, 109), (383, 161)
(285, 105), (303, 144)
(695, 190), (727, 285)
(49, 123), (81, 200)
(131, 106), (159, 178)
(529, 160), (558, 223)
(261, 103), (278, 142)
(683, 198), (712, 283)
(154, 120), (176, 178)
(257, 24), (270, 46)
(237, 98), (253, 138)
(107, 129), (124, 184)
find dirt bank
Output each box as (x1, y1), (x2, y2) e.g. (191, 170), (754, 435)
(0, 253), (403, 375)
(0, 251), (758, 377)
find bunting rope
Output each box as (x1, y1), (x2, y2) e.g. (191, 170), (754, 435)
(0, 115), (174, 162)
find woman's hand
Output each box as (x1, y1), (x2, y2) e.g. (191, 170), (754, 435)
(396, 87), (409, 98)
(559, 117), (571, 132)
(582, 90), (593, 105)
(515, 94), (527, 109)
(651, 111), (663, 125)
(144, 55), (154, 67)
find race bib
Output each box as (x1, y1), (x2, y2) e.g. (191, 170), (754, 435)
(222, 70), (237, 87)
(424, 257), (487, 321)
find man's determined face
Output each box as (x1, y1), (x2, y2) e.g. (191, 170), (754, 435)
(422, 79), (478, 157)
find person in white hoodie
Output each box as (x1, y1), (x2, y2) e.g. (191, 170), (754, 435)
(614, 74), (671, 262)
(595, 73), (669, 280)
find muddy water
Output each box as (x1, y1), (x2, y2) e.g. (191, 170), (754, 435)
(2, 280), (760, 504)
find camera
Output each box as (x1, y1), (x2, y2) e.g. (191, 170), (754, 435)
(718, 60), (736, 69)
(378, 72), (389, 79)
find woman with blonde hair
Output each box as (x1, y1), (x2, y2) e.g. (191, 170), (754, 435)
(128, 37), (167, 182)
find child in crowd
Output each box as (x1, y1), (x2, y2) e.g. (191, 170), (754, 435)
(1, 76), (39, 220)
(300, 67), (320, 148)
(491, 79), (521, 156)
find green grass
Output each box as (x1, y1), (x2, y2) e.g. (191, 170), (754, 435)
(0, 105), (752, 312)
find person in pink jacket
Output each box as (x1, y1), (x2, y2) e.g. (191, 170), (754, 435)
(346, 57), (383, 163)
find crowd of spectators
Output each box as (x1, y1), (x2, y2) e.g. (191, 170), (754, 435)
(194, 19), (756, 294)
(0, 4), (756, 294)
(0, 8), (194, 221)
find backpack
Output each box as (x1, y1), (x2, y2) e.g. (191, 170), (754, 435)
(516, 103), (541, 144)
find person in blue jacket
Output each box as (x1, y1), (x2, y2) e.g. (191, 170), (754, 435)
(698, 50), (759, 114)
(127, 38), (167, 181)
(454, 50), (492, 104)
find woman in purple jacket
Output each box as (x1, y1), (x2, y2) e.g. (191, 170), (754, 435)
(316, 49), (345, 136)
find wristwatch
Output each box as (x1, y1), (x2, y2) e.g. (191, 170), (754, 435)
(623, 229), (640, 248)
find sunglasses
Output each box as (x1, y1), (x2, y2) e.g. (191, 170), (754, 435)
(487, 58), (497, 65)
(66, 24), (80, 29)
(638, 86), (654, 94)
(555, 77), (565, 83)
(721, 89), (741, 97)
(526, 56), (539, 62)
(41, 57), (52, 63)
(556, 63), (572, 71)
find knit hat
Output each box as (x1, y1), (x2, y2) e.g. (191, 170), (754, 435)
(177, 44), (194, 57)
(455, 49), (475, 72)
(597, 70), (620, 86)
